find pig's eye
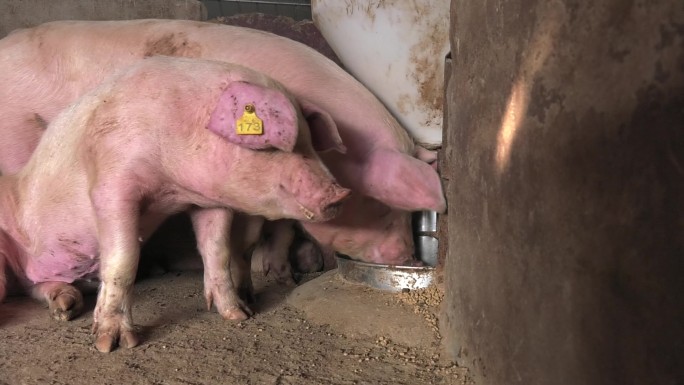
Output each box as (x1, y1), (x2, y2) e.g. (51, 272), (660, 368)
(253, 148), (277, 153)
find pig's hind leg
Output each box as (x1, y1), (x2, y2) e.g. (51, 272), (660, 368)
(252, 220), (297, 286)
(190, 208), (254, 321)
(30, 282), (84, 321)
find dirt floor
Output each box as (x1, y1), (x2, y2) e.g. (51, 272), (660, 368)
(0, 270), (472, 385)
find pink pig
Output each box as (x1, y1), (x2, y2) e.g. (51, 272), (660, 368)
(0, 19), (445, 270)
(0, 56), (349, 352)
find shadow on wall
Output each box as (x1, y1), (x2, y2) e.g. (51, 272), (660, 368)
(443, 0), (684, 384)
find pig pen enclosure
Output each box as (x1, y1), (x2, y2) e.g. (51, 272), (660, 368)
(2, 1), (680, 385)
(0, 1), (469, 384)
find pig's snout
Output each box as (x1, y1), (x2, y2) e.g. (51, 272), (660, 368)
(316, 184), (350, 220)
(365, 235), (415, 266)
(282, 159), (351, 222)
(293, 182), (350, 222)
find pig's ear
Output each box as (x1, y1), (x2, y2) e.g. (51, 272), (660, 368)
(207, 81), (299, 152)
(415, 145), (439, 170)
(363, 149), (446, 213)
(299, 99), (346, 154)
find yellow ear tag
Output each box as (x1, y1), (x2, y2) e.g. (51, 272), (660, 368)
(236, 103), (264, 135)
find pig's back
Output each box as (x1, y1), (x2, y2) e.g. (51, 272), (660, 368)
(5, 19), (415, 155)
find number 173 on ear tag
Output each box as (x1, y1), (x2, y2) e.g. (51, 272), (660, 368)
(236, 103), (264, 135)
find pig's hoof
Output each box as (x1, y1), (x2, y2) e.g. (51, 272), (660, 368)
(93, 319), (139, 353)
(216, 296), (254, 321)
(95, 330), (139, 353)
(220, 305), (252, 321)
(205, 285), (254, 321)
(48, 285), (84, 321)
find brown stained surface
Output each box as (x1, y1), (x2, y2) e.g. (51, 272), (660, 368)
(407, 15), (448, 126)
(0, 271), (471, 385)
(314, 0), (448, 129)
(338, 0), (447, 113)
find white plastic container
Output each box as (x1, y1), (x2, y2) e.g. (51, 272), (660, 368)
(312, 0), (450, 147)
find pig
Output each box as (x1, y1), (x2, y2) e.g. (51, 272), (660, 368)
(0, 19), (446, 273)
(0, 56), (350, 352)
(253, 194), (416, 284)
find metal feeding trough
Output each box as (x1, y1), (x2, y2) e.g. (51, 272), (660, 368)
(336, 210), (439, 292)
(336, 256), (435, 292)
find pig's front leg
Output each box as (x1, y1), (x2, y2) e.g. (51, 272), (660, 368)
(90, 188), (141, 353)
(190, 208), (253, 321)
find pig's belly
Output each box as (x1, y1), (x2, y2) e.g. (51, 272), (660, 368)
(25, 235), (100, 284)
(22, 209), (176, 284)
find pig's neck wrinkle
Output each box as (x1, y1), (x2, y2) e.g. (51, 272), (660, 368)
(157, 181), (230, 212)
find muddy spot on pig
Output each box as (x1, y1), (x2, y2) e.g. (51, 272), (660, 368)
(26, 113), (47, 130)
(143, 33), (202, 57)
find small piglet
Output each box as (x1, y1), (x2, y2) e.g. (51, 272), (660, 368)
(0, 56), (349, 352)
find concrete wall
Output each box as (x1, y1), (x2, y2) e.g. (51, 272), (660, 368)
(0, 0), (206, 37)
(442, 0), (684, 384)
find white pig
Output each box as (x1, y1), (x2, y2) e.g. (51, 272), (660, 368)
(0, 56), (349, 352)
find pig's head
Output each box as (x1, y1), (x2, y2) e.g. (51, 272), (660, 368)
(300, 195), (416, 265)
(360, 148), (446, 214)
(169, 81), (349, 222)
(296, 141), (444, 265)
